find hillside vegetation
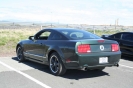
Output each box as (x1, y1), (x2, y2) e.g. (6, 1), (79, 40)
(0, 29), (39, 56)
(0, 28), (126, 57)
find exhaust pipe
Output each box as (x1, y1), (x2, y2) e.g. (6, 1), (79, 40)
(115, 63), (119, 67)
(116, 64), (119, 67)
(81, 67), (87, 71)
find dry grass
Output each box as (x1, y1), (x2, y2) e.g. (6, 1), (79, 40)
(0, 28), (126, 57)
(0, 28), (39, 57)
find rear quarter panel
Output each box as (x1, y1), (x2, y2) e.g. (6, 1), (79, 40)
(46, 40), (78, 63)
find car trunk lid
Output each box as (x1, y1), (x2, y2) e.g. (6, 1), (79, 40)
(77, 39), (118, 53)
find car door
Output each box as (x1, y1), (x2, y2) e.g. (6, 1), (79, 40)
(26, 30), (52, 61)
(120, 33), (133, 55)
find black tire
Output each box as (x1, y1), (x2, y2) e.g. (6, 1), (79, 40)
(16, 46), (25, 62)
(49, 52), (66, 76)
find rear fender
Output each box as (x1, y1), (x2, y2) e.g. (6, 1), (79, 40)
(46, 46), (65, 63)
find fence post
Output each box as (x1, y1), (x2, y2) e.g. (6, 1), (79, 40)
(51, 24), (52, 28)
(104, 26), (106, 30)
(41, 25), (42, 30)
(93, 26), (95, 34)
(66, 24), (68, 28)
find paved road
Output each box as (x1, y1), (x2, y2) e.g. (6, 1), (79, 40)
(0, 56), (133, 88)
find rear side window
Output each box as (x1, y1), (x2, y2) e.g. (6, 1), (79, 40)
(50, 32), (66, 40)
(122, 33), (133, 41)
(60, 30), (101, 40)
(70, 32), (83, 38)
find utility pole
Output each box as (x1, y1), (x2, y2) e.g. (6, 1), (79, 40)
(117, 19), (119, 26)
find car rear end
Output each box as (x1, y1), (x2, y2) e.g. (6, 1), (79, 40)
(57, 28), (121, 70)
(74, 39), (121, 70)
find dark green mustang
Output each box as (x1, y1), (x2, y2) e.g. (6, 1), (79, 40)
(16, 28), (121, 75)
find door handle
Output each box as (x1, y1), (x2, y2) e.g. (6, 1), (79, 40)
(39, 43), (43, 45)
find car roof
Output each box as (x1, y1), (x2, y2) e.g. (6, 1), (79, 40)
(115, 32), (133, 34)
(42, 28), (80, 31)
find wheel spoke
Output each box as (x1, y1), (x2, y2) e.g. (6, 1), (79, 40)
(54, 66), (56, 72)
(54, 66), (58, 72)
(51, 59), (55, 64)
(56, 61), (59, 66)
(17, 47), (23, 60)
(50, 64), (54, 68)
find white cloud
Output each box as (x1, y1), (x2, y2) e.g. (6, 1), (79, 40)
(0, 0), (133, 25)
(117, 0), (133, 8)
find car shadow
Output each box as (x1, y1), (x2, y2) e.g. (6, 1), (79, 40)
(61, 69), (109, 80)
(12, 57), (50, 72)
(12, 57), (109, 80)
(121, 55), (133, 61)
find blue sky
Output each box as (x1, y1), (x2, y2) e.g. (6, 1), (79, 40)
(0, 0), (133, 25)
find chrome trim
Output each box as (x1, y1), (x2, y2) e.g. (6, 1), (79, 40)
(24, 52), (46, 58)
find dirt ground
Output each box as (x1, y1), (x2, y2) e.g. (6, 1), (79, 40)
(0, 52), (16, 57)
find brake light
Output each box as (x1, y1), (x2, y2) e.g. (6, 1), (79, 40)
(77, 44), (91, 53)
(111, 44), (119, 52)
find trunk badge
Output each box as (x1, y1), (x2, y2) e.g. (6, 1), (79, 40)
(100, 45), (104, 51)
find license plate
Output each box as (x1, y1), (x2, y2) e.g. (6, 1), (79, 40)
(99, 57), (108, 63)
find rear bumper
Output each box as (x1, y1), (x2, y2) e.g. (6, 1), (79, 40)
(64, 51), (121, 69)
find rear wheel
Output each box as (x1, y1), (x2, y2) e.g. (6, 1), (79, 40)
(16, 46), (25, 62)
(49, 52), (66, 76)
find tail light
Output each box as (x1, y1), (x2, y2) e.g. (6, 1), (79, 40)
(77, 44), (91, 53)
(111, 44), (119, 52)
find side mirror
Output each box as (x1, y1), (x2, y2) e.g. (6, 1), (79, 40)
(29, 36), (34, 40)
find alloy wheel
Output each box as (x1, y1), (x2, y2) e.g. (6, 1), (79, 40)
(49, 55), (59, 73)
(17, 47), (23, 61)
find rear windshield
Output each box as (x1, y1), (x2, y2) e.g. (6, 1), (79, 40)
(58, 29), (101, 40)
